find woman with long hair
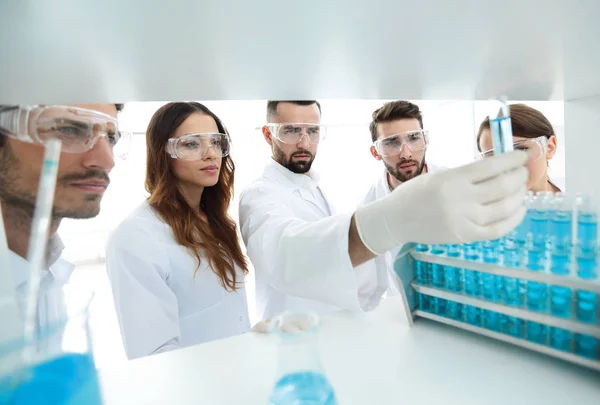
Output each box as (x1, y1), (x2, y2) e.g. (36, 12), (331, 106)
(476, 103), (564, 193)
(106, 102), (250, 360)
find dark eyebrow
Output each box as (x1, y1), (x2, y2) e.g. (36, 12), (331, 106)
(53, 118), (91, 131)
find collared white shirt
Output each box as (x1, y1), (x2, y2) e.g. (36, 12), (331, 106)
(9, 236), (75, 333)
(105, 201), (251, 360)
(239, 160), (388, 321)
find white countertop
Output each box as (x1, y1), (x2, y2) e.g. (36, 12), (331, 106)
(99, 298), (600, 405)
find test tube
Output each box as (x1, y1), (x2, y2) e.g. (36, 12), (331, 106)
(550, 193), (572, 275)
(483, 310), (501, 332)
(415, 243), (429, 252)
(444, 266), (463, 292)
(488, 98), (514, 155)
(576, 290), (598, 324)
(432, 297), (447, 316)
(463, 305), (482, 327)
(431, 264), (445, 288)
(575, 334), (599, 360)
(526, 321), (548, 345)
(550, 327), (572, 352)
(526, 193), (550, 312)
(464, 270), (481, 297)
(445, 301), (464, 321)
(462, 242), (481, 261)
(415, 261), (431, 286)
(576, 193), (598, 280)
(418, 293), (432, 312)
(446, 244), (461, 257)
(482, 273), (501, 302)
(504, 316), (524, 338)
(430, 244), (446, 255)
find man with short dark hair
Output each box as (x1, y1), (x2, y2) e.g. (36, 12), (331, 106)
(0, 103), (125, 332)
(363, 100), (446, 294)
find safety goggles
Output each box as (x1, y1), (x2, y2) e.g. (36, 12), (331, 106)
(166, 133), (231, 160)
(373, 130), (429, 157)
(266, 123), (327, 145)
(477, 136), (548, 164)
(0, 105), (130, 158)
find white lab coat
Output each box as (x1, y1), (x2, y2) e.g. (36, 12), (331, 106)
(105, 201), (250, 360)
(358, 164), (447, 296)
(8, 237), (74, 341)
(239, 160), (388, 321)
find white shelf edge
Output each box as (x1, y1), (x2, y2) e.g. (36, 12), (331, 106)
(412, 283), (600, 338)
(413, 310), (600, 372)
(410, 251), (600, 294)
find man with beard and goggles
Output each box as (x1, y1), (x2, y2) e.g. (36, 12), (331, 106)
(360, 100), (446, 296)
(240, 99), (529, 322)
(0, 103), (127, 333)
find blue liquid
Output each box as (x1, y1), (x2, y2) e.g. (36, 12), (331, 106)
(431, 264), (445, 288)
(550, 328), (572, 352)
(482, 274), (501, 302)
(526, 322), (548, 345)
(444, 266), (463, 292)
(463, 242), (481, 261)
(418, 293), (432, 312)
(445, 301), (463, 321)
(415, 243), (429, 252)
(432, 297), (446, 316)
(503, 277), (523, 307)
(550, 286), (572, 318)
(526, 282), (548, 312)
(269, 371), (337, 405)
(482, 240), (499, 263)
(576, 291), (598, 323)
(574, 334), (599, 360)
(577, 214), (597, 279)
(504, 316), (523, 338)
(463, 306), (482, 327)
(0, 353), (102, 405)
(529, 209), (549, 272)
(430, 244), (445, 255)
(446, 244), (461, 257)
(483, 310), (501, 332)
(415, 261), (431, 286)
(489, 116), (513, 154)
(464, 270), (481, 297)
(550, 210), (572, 275)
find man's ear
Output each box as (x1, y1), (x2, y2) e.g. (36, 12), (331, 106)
(370, 145), (382, 161)
(262, 126), (273, 147)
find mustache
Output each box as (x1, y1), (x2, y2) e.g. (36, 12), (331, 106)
(292, 150), (313, 158)
(397, 159), (419, 167)
(59, 170), (111, 184)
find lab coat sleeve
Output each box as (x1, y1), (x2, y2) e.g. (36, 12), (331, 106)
(105, 221), (181, 360)
(239, 184), (361, 311)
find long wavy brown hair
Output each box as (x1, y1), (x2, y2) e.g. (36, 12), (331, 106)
(145, 102), (248, 291)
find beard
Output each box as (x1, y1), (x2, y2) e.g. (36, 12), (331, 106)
(273, 145), (315, 174)
(0, 143), (108, 219)
(384, 157), (426, 183)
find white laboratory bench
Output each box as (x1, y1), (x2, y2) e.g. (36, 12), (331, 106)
(99, 298), (600, 405)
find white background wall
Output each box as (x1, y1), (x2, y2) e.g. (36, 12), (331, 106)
(58, 99), (565, 367)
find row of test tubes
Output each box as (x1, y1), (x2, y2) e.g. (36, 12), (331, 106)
(417, 292), (599, 360)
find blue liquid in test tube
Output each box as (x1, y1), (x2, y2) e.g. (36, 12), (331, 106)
(550, 286), (572, 318)
(526, 281), (548, 312)
(431, 264), (445, 288)
(432, 297), (447, 316)
(488, 99), (514, 155)
(464, 270), (481, 297)
(446, 244), (461, 257)
(445, 301), (463, 321)
(576, 193), (598, 280)
(504, 316), (523, 338)
(576, 290), (598, 323)
(415, 260), (431, 286)
(575, 334), (599, 360)
(550, 193), (572, 276)
(526, 321), (548, 345)
(550, 327), (572, 352)
(483, 310), (501, 332)
(482, 239), (500, 264)
(430, 244), (446, 255)
(482, 273), (501, 302)
(528, 193), (550, 272)
(463, 305), (482, 326)
(463, 242), (481, 261)
(418, 293), (432, 312)
(415, 243), (429, 252)
(444, 266), (463, 292)
(503, 277), (523, 307)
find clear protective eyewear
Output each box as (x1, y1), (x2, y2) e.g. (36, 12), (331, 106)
(373, 130), (429, 157)
(477, 135), (548, 164)
(266, 123), (327, 145)
(166, 132), (231, 161)
(0, 105), (130, 158)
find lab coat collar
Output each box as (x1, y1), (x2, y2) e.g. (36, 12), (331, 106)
(264, 159), (321, 191)
(9, 235), (74, 289)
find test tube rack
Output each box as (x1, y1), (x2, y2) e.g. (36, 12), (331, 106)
(395, 245), (600, 372)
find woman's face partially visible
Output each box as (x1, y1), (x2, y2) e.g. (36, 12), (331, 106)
(478, 129), (557, 191)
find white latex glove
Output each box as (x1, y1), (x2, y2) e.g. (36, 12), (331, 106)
(252, 313), (318, 334)
(355, 150), (529, 255)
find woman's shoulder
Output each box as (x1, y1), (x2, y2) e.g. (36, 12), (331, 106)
(109, 201), (169, 242)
